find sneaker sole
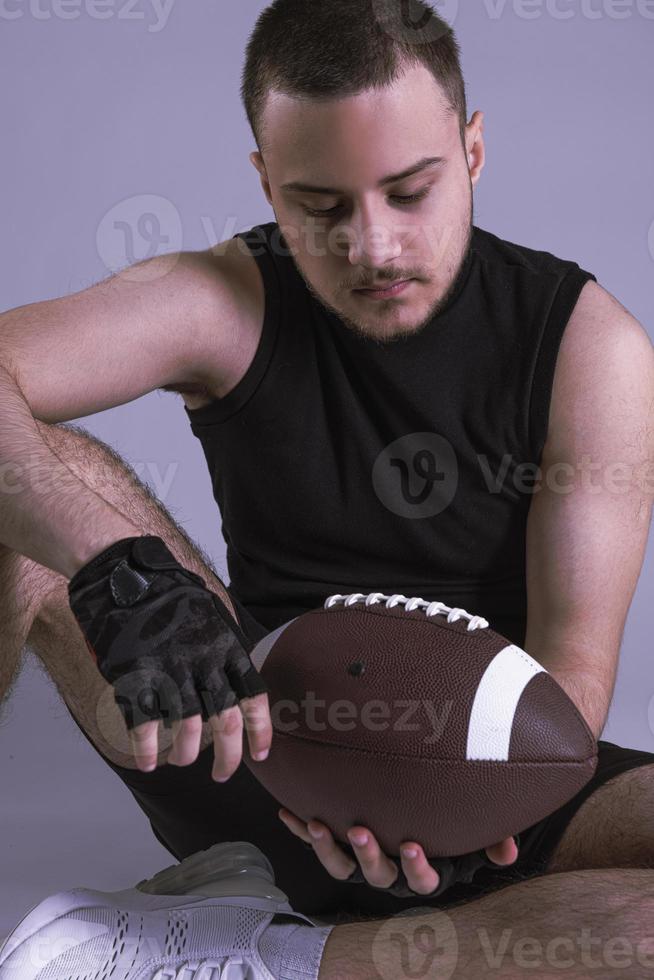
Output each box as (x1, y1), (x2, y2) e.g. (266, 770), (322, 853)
(135, 841), (281, 900)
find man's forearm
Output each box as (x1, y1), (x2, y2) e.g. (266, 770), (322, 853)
(0, 363), (140, 579)
(546, 666), (611, 741)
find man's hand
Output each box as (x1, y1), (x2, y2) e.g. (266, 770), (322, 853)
(279, 807), (518, 897)
(67, 535), (272, 780)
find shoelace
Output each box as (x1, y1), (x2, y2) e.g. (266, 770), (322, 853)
(324, 591), (489, 632)
(151, 956), (256, 978)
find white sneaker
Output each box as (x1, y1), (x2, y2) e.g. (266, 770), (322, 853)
(0, 842), (325, 979)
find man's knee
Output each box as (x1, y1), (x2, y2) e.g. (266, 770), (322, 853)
(0, 541), (64, 633)
(545, 764), (654, 874)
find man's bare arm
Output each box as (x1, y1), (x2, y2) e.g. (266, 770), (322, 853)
(0, 242), (260, 578)
(524, 281), (654, 738)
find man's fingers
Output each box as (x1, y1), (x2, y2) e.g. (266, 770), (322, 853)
(129, 719), (160, 771)
(278, 808), (314, 846)
(209, 704), (244, 782)
(346, 828), (400, 890)
(397, 842), (441, 895)
(279, 811), (358, 881)
(129, 676), (271, 776)
(308, 821), (359, 881)
(485, 836), (519, 866)
(241, 692), (273, 761)
(167, 714), (204, 767)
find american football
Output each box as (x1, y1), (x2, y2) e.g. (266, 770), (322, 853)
(244, 592), (599, 858)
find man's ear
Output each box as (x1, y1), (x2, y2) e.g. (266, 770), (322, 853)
(465, 111), (486, 187)
(249, 151), (274, 207)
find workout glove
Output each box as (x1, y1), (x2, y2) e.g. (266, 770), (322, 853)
(67, 535), (268, 731)
(342, 837), (521, 900)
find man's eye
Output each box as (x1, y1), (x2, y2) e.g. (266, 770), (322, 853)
(302, 189), (431, 218)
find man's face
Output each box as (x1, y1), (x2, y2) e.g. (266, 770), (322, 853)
(250, 63), (485, 345)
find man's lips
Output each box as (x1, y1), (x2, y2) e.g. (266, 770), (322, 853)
(354, 279), (415, 298)
(356, 278), (412, 290)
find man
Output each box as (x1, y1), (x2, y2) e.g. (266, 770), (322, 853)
(1, 0), (653, 977)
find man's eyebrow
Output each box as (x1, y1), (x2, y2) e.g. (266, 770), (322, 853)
(280, 156), (446, 195)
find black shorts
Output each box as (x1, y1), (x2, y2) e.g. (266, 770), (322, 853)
(68, 594), (654, 919)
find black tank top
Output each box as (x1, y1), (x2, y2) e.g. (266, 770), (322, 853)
(184, 223), (596, 647)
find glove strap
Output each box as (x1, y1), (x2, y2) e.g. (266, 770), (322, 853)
(68, 536), (143, 588)
(68, 535), (191, 593)
(131, 536), (184, 571)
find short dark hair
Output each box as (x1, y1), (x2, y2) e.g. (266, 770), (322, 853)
(240, 0), (468, 155)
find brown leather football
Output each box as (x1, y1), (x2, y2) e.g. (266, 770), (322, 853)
(243, 592), (598, 858)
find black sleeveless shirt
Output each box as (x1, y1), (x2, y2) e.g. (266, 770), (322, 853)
(184, 223), (596, 647)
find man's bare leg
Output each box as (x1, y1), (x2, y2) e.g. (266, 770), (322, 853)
(0, 541), (54, 722)
(1, 420), (239, 770)
(320, 868), (654, 979)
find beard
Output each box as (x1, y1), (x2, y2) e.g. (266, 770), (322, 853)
(285, 200), (475, 348)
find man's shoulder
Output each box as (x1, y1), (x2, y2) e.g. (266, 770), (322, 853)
(564, 278), (649, 352)
(161, 236), (267, 406)
(545, 278), (652, 457)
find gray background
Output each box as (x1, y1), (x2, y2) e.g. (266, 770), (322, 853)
(1, 0), (653, 943)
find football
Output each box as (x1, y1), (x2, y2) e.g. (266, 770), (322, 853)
(243, 592), (598, 858)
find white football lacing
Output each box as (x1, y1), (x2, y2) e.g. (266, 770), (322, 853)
(324, 592), (489, 631)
